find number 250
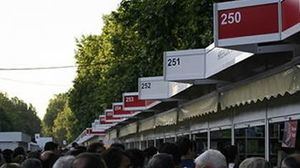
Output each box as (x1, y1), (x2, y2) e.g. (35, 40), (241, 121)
(221, 12), (241, 25)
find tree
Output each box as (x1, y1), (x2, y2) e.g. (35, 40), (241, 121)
(52, 104), (78, 144)
(69, 0), (215, 136)
(0, 92), (41, 136)
(42, 93), (68, 136)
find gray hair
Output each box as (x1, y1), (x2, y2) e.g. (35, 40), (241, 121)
(53, 155), (75, 168)
(194, 149), (227, 168)
(0, 163), (21, 168)
(239, 157), (270, 168)
(21, 158), (42, 168)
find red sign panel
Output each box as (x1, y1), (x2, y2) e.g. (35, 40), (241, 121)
(215, 0), (300, 46)
(105, 109), (124, 123)
(123, 92), (157, 111)
(113, 102), (136, 117)
(105, 109), (114, 118)
(85, 128), (105, 135)
(218, 4), (278, 39)
(281, 0), (300, 39)
(282, 0), (299, 31)
(99, 115), (114, 124)
(215, 0), (281, 46)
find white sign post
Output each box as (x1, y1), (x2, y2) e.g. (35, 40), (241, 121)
(163, 44), (253, 83)
(138, 76), (191, 100)
(164, 49), (206, 82)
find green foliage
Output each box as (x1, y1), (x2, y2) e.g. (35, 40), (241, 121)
(69, 0), (215, 137)
(52, 104), (78, 144)
(42, 93), (68, 136)
(0, 92), (41, 136)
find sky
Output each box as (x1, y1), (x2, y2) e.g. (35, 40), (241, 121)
(0, 0), (121, 119)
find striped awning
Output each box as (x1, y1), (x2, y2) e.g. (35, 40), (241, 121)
(119, 122), (137, 137)
(179, 92), (218, 121)
(109, 129), (117, 139)
(220, 66), (300, 110)
(155, 108), (178, 127)
(139, 116), (155, 132)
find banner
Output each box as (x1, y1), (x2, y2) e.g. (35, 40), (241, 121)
(282, 120), (298, 148)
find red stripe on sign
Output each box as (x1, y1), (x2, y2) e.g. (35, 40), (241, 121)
(282, 0), (300, 31)
(123, 95), (146, 108)
(219, 3), (279, 39)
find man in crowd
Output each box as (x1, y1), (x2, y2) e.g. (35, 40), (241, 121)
(194, 149), (227, 168)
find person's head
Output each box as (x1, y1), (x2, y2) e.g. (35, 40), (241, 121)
(281, 154), (300, 168)
(72, 142), (79, 149)
(21, 158), (42, 168)
(87, 142), (106, 153)
(0, 163), (21, 168)
(53, 155), (75, 168)
(44, 142), (59, 152)
(27, 151), (40, 159)
(67, 146), (87, 157)
(2, 149), (14, 163)
(125, 149), (144, 168)
(73, 153), (106, 168)
(40, 151), (59, 168)
(101, 148), (130, 168)
(12, 155), (25, 164)
(194, 149), (227, 168)
(177, 138), (194, 157)
(13, 147), (25, 158)
(0, 153), (4, 166)
(143, 146), (157, 159)
(147, 153), (175, 168)
(110, 143), (125, 151)
(158, 143), (181, 166)
(222, 145), (237, 164)
(239, 157), (271, 168)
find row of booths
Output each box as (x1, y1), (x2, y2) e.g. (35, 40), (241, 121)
(75, 0), (300, 167)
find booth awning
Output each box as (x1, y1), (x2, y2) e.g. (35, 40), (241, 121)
(155, 108), (178, 127)
(109, 129), (117, 139)
(119, 122), (137, 137)
(139, 117), (155, 132)
(220, 66), (300, 110)
(179, 92), (218, 121)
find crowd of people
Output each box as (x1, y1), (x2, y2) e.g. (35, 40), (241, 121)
(0, 138), (300, 168)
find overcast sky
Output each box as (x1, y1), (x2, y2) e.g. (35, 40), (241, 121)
(0, 0), (121, 119)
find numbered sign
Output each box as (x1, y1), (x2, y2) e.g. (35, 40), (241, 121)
(138, 76), (192, 100)
(214, 0), (281, 47)
(205, 43), (253, 77)
(87, 127), (106, 135)
(92, 124), (111, 132)
(99, 115), (112, 124)
(164, 49), (206, 81)
(138, 76), (169, 99)
(123, 92), (159, 111)
(281, 0), (300, 39)
(105, 109), (114, 118)
(100, 114), (121, 124)
(105, 109), (124, 123)
(112, 102), (136, 118)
